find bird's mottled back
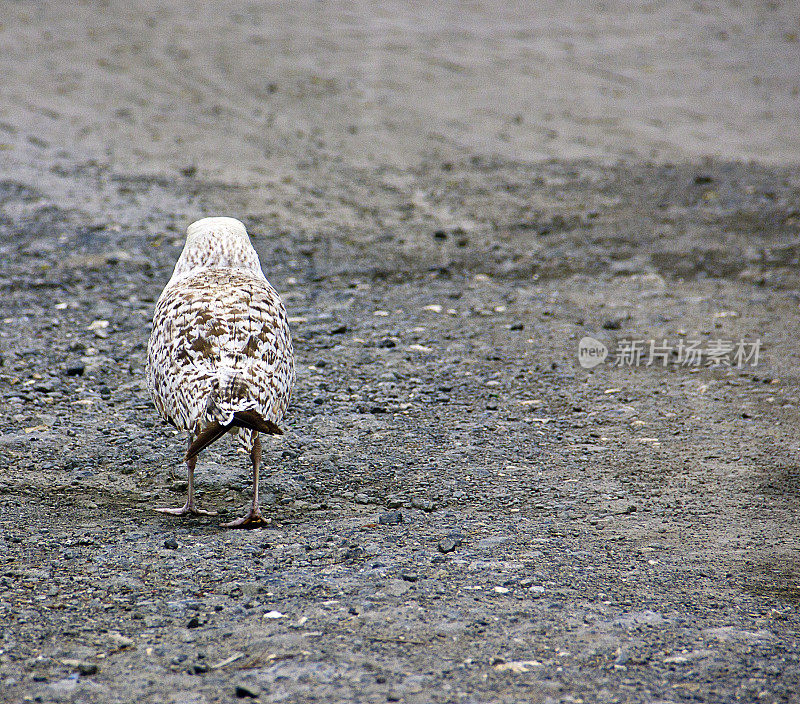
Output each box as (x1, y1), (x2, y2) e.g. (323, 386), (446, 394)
(147, 268), (294, 434)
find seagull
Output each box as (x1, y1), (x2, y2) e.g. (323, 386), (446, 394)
(146, 217), (295, 527)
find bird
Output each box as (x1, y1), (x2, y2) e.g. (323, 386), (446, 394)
(146, 216), (295, 527)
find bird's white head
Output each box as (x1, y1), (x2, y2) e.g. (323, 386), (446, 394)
(167, 217), (264, 285)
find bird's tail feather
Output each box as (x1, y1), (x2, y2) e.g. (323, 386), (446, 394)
(185, 410), (283, 461)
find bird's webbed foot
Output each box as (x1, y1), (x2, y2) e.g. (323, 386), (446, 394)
(154, 501), (217, 517)
(221, 504), (267, 528)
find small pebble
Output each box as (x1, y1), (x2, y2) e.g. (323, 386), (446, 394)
(412, 497), (435, 511)
(62, 660), (97, 676)
(438, 532), (464, 553)
(235, 684), (260, 698)
(379, 511), (404, 525)
(107, 633), (134, 650)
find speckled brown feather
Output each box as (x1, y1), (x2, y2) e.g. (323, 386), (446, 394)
(186, 412), (282, 461)
(146, 217), (294, 456)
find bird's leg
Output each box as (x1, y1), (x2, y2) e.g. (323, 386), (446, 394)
(155, 436), (217, 516)
(223, 432), (267, 528)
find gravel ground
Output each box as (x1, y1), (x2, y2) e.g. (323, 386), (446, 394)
(1, 3), (800, 703)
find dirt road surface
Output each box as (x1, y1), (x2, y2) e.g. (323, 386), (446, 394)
(1, 2), (800, 703)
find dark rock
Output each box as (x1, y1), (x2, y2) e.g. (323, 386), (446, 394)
(379, 511), (404, 525)
(77, 662), (98, 676)
(343, 546), (365, 562)
(163, 536), (178, 550)
(34, 378), (59, 393)
(438, 532), (464, 553)
(235, 684), (260, 698)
